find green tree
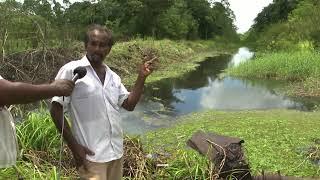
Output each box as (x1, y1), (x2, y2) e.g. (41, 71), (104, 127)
(156, 0), (197, 39)
(252, 0), (298, 32)
(23, 0), (54, 22)
(211, 1), (238, 41)
(288, 0), (320, 46)
(185, 0), (237, 40)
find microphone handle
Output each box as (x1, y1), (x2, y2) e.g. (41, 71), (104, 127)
(72, 73), (79, 82)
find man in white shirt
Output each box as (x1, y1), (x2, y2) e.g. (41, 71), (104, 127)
(0, 75), (74, 168)
(50, 24), (154, 180)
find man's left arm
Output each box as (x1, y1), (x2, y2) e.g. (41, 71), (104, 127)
(122, 60), (154, 111)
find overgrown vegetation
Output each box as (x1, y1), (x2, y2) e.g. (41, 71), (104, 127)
(0, 38), (230, 87)
(145, 110), (320, 178)
(229, 0), (320, 97)
(244, 0), (320, 51)
(2, 0), (320, 179)
(0, 38), (237, 179)
(0, 109), (76, 179)
(4, 109), (320, 179)
(228, 51), (320, 81)
(227, 50), (320, 97)
(1, 109), (171, 179)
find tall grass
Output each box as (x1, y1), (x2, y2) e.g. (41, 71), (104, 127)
(227, 50), (320, 97)
(0, 109), (76, 179)
(227, 51), (320, 81)
(16, 108), (60, 151)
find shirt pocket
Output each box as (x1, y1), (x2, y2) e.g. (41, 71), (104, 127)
(72, 80), (96, 100)
(71, 94), (103, 128)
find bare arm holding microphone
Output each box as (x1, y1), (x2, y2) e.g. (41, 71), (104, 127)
(0, 75), (74, 169)
(0, 78), (74, 106)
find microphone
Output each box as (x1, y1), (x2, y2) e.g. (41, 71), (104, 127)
(72, 66), (87, 82)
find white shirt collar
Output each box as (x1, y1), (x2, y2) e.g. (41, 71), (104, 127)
(78, 55), (93, 67)
(79, 55), (112, 72)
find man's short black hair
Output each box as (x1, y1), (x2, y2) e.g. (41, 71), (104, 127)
(84, 24), (114, 47)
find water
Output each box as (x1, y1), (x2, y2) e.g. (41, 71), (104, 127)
(228, 47), (254, 67)
(121, 47), (319, 134)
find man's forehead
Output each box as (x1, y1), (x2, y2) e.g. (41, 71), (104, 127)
(89, 30), (108, 40)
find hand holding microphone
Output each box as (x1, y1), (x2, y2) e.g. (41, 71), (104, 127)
(50, 67), (87, 96)
(51, 80), (74, 96)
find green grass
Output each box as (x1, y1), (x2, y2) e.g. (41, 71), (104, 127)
(227, 51), (320, 97)
(227, 51), (320, 81)
(0, 162), (67, 180)
(0, 108), (77, 179)
(16, 109), (60, 151)
(145, 110), (320, 178)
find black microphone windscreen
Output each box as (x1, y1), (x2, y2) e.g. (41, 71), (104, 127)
(73, 66), (87, 79)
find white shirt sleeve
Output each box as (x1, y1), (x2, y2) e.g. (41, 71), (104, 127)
(0, 75), (3, 79)
(118, 83), (129, 107)
(51, 67), (73, 107)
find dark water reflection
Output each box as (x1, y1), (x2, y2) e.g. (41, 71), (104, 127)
(121, 47), (319, 134)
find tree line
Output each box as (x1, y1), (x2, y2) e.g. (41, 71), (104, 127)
(245, 0), (320, 51)
(0, 0), (239, 52)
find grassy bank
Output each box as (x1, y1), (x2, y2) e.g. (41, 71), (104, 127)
(226, 51), (320, 97)
(107, 38), (236, 86)
(145, 110), (320, 178)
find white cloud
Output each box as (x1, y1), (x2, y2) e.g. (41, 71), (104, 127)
(199, 77), (296, 110)
(228, 0), (272, 33)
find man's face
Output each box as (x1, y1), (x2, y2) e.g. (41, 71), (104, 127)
(86, 30), (111, 64)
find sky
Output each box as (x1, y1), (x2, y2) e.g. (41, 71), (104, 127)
(228, 0), (273, 33)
